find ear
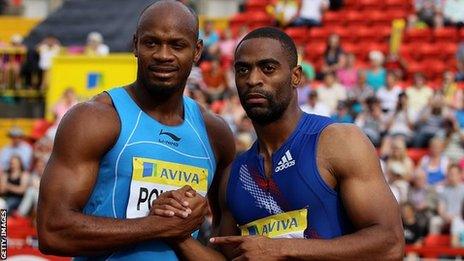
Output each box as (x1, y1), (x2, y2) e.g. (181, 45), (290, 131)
(291, 65), (302, 89)
(193, 39), (204, 64)
(132, 34), (138, 57)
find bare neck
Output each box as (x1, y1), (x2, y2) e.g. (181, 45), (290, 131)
(253, 101), (302, 157)
(127, 82), (185, 126)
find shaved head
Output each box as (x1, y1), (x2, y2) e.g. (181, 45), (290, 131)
(137, 0), (199, 41)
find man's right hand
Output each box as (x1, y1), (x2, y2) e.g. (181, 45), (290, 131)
(150, 185), (197, 218)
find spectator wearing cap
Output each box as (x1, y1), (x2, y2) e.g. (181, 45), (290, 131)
(300, 90), (331, 117)
(366, 50), (387, 93)
(85, 32), (109, 56)
(0, 127), (32, 171)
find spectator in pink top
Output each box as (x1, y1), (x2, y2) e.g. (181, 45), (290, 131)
(336, 53), (358, 90)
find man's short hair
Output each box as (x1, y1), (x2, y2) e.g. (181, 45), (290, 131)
(236, 27), (298, 68)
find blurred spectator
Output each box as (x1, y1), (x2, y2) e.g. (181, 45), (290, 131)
(217, 94), (246, 134)
(408, 0), (444, 29)
(331, 101), (353, 123)
(199, 20), (219, 61)
(388, 161), (410, 203)
(17, 157), (45, 217)
(214, 28), (237, 70)
(1, 34), (26, 89)
(336, 53), (358, 90)
(0, 127), (32, 171)
(297, 74), (312, 106)
(384, 92), (415, 146)
(443, 0), (464, 27)
(442, 71), (463, 110)
(385, 137), (415, 181)
(451, 201), (464, 247)
(321, 34), (344, 75)
(186, 64), (206, 91)
(377, 72), (402, 113)
(439, 117), (464, 163)
(348, 70), (374, 115)
(21, 47), (42, 89)
(408, 171), (439, 232)
(432, 164), (464, 233)
(297, 46), (316, 82)
(457, 42), (464, 82)
(202, 59), (228, 102)
(317, 72), (347, 113)
(37, 35), (61, 90)
(289, 0), (329, 27)
(456, 94), (464, 128)
(0, 155), (30, 213)
(32, 136), (53, 163)
(384, 52), (408, 81)
(417, 137), (450, 185)
(406, 73), (434, 121)
(0, 0), (7, 14)
(366, 50), (386, 92)
(235, 132), (253, 155)
(413, 94), (447, 148)
(53, 87), (78, 126)
(402, 203), (426, 245)
(355, 96), (387, 147)
(267, 0), (299, 27)
(84, 32), (109, 56)
(300, 90), (331, 117)
(329, 0), (343, 10)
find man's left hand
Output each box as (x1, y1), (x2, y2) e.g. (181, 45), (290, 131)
(210, 235), (286, 261)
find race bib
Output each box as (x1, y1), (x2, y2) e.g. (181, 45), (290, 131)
(126, 157), (208, 218)
(239, 208), (308, 238)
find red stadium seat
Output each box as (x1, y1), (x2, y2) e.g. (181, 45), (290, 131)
(305, 42), (326, 60)
(407, 62), (425, 79)
(385, 9), (408, 19)
(308, 27), (331, 42)
(404, 28), (432, 43)
(245, 0), (269, 12)
(460, 29), (464, 40)
(330, 26), (354, 42)
(433, 27), (458, 42)
(412, 43), (441, 61)
(422, 59), (447, 80)
(323, 11), (344, 27)
(285, 27), (309, 45)
(345, 10), (366, 27)
(436, 42), (458, 60)
(424, 235), (451, 247)
(357, 0), (384, 10)
(365, 10), (392, 27)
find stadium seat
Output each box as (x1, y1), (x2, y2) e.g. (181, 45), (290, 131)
(404, 28), (433, 43)
(245, 0), (270, 12)
(305, 42), (326, 60)
(323, 11), (344, 27)
(407, 62), (426, 79)
(385, 9), (408, 19)
(423, 235), (451, 247)
(357, 0), (384, 10)
(422, 59), (447, 80)
(285, 27), (309, 45)
(345, 10), (366, 27)
(365, 10), (392, 27)
(412, 43), (441, 61)
(435, 42), (458, 60)
(433, 27), (458, 42)
(308, 27), (331, 43)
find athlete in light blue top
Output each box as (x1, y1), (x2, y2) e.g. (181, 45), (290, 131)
(37, 1), (235, 260)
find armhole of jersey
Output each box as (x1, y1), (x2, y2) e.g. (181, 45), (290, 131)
(104, 89), (129, 155)
(309, 123), (339, 196)
(188, 98), (217, 174)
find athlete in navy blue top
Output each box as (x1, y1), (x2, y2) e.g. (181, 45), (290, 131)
(148, 28), (404, 260)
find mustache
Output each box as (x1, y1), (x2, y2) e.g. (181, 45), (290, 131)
(148, 64), (179, 70)
(243, 90), (273, 100)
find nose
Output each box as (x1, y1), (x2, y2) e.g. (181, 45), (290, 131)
(153, 44), (174, 62)
(246, 67), (263, 87)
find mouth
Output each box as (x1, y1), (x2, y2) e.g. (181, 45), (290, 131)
(245, 93), (268, 104)
(149, 65), (178, 79)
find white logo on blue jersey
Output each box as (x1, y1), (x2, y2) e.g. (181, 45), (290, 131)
(275, 150), (295, 173)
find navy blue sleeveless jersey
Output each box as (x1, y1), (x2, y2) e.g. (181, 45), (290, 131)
(227, 113), (353, 239)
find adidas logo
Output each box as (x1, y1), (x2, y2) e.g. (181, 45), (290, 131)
(275, 150), (295, 172)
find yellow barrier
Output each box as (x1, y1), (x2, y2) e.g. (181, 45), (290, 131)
(46, 54), (137, 119)
(0, 16), (41, 42)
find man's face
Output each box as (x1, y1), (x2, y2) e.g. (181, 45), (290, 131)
(133, 9), (202, 97)
(234, 38), (300, 125)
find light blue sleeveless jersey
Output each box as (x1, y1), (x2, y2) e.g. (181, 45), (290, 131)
(76, 87), (216, 260)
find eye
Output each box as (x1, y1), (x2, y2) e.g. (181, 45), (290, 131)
(236, 67), (249, 75)
(262, 64), (276, 73)
(172, 42), (186, 50)
(143, 40), (156, 48)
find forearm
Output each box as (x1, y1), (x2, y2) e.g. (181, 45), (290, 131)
(39, 211), (182, 256)
(169, 237), (226, 261)
(282, 225), (403, 261)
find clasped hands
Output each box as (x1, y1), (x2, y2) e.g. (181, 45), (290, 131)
(150, 185), (285, 261)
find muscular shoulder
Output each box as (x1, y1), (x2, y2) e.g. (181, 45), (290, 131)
(53, 92), (120, 159)
(318, 123), (381, 179)
(198, 105), (236, 167)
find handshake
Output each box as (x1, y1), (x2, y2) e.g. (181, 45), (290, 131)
(149, 185), (209, 240)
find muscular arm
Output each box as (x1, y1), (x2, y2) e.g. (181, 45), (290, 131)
(38, 94), (199, 256)
(169, 109), (238, 260)
(276, 124), (404, 260)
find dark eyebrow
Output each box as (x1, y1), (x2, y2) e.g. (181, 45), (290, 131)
(234, 61), (250, 68)
(257, 58), (280, 66)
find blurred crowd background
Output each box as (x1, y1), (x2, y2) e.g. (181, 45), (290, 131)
(3, 0), (464, 259)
